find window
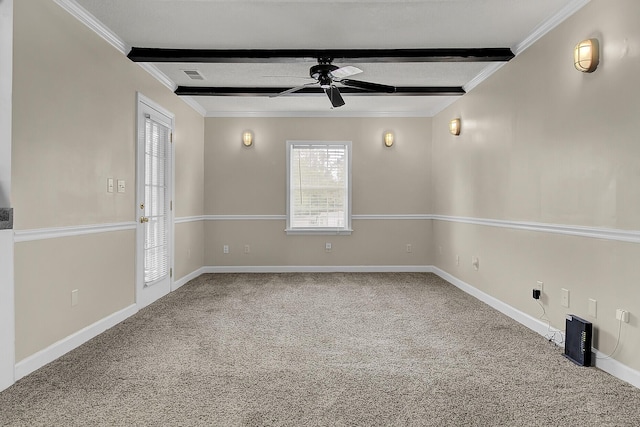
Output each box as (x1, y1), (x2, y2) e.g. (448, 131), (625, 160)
(286, 141), (352, 235)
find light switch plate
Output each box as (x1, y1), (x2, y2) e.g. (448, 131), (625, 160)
(117, 180), (125, 193)
(107, 178), (114, 193)
(561, 288), (570, 308)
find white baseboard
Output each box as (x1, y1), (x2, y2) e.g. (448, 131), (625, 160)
(431, 266), (640, 390)
(14, 304), (138, 381)
(173, 267), (207, 290)
(431, 267), (565, 346)
(203, 265), (434, 273)
(592, 349), (640, 389)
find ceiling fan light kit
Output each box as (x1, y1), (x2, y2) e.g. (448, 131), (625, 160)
(270, 57), (396, 108)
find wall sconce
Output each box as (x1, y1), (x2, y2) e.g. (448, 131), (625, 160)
(449, 118), (461, 136)
(242, 130), (253, 147)
(383, 131), (394, 147)
(574, 38), (599, 73)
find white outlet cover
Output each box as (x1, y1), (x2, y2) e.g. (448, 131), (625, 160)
(616, 309), (630, 323)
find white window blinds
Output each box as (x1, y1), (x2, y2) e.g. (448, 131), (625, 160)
(287, 142), (352, 234)
(144, 117), (170, 284)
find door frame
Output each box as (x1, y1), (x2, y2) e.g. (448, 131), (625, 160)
(0, 0), (14, 392)
(135, 93), (175, 309)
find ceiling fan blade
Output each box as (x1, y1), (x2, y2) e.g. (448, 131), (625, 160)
(341, 79), (396, 93)
(270, 82), (317, 98)
(330, 65), (362, 79)
(325, 86), (345, 108)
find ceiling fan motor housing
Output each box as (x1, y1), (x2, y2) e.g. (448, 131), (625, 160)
(310, 63), (339, 88)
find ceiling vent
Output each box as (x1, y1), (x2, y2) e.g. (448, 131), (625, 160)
(183, 70), (204, 80)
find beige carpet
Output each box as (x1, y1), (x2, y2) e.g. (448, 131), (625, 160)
(1, 273), (639, 426)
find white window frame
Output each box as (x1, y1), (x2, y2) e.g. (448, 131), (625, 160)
(286, 140), (352, 235)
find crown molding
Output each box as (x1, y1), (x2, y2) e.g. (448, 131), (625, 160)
(180, 97), (207, 117)
(53, 0), (128, 54)
(513, 0), (592, 55)
(53, 0), (205, 115)
(463, 62), (508, 93)
(464, 0), (591, 93)
(137, 63), (176, 91)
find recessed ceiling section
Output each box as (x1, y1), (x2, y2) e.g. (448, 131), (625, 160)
(158, 62), (491, 88)
(71, 0), (588, 116)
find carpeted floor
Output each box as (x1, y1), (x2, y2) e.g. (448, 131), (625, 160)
(1, 273), (640, 426)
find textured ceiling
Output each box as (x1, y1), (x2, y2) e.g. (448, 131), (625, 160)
(72, 0), (588, 116)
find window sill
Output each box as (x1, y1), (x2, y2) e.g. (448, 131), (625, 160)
(285, 228), (353, 236)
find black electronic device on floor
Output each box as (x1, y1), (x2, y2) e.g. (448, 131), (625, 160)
(564, 314), (592, 366)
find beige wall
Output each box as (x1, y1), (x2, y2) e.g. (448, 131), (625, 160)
(432, 0), (640, 370)
(204, 117), (433, 266)
(204, 219), (432, 267)
(12, 0), (205, 360)
(175, 221), (205, 279)
(14, 231), (135, 361)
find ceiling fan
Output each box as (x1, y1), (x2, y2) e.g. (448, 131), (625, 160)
(270, 58), (396, 107)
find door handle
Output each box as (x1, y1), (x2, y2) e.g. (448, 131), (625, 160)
(140, 216), (149, 223)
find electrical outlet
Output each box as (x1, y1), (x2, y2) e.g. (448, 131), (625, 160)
(616, 309), (629, 323)
(561, 288), (570, 308)
(406, 244), (412, 253)
(456, 255), (460, 266)
(71, 289), (79, 307)
(536, 281), (543, 291)
(472, 256), (479, 270)
(223, 245), (229, 254)
(325, 242), (332, 252)
(244, 244), (250, 254)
